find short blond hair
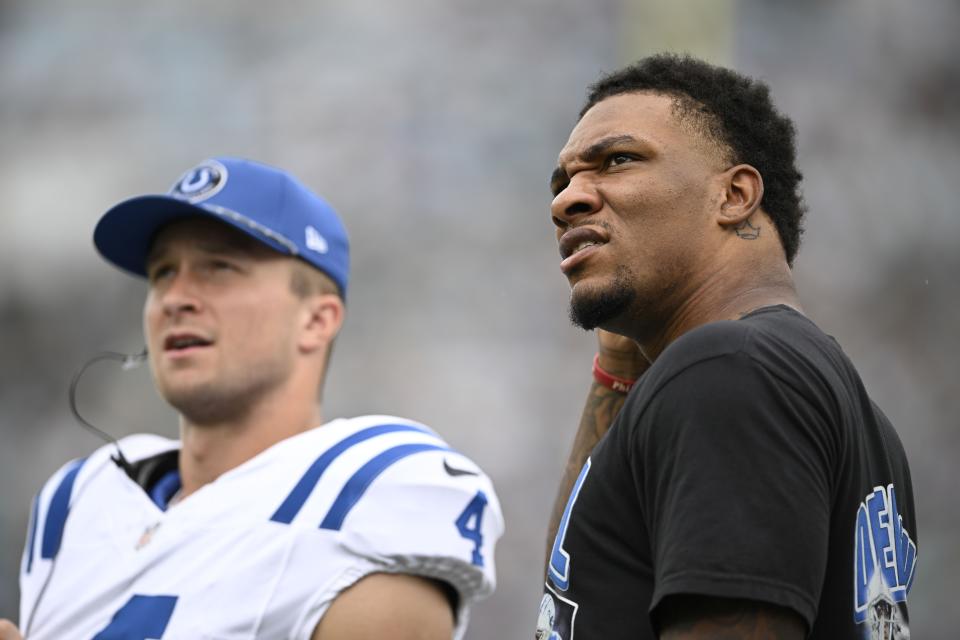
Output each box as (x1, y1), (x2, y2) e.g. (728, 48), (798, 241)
(289, 260), (341, 300)
(288, 259), (341, 399)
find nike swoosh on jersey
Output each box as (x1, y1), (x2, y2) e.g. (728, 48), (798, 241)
(443, 459), (480, 477)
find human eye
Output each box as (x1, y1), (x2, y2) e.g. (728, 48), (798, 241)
(147, 263), (174, 283)
(606, 152), (639, 167)
(550, 167), (569, 197)
(551, 178), (569, 197)
(208, 258), (239, 274)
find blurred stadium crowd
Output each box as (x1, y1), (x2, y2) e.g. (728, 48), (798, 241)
(1, 1), (957, 637)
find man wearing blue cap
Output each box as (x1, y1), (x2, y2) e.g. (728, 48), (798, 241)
(6, 158), (502, 640)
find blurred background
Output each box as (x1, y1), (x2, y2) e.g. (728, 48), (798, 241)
(1, 0), (957, 637)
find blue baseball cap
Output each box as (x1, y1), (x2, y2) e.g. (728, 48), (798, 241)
(93, 157), (350, 296)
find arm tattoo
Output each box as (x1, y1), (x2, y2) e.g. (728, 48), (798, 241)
(544, 382), (627, 571)
(660, 596), (805, 640)
(734, 218), (761, 240)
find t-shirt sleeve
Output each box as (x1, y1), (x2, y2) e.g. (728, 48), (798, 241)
(635, 349), (836, 628)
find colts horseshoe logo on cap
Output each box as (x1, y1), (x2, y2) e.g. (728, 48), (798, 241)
(169, 159), (228, 203)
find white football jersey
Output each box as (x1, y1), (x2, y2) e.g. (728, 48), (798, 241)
(19, 415), (503, 639)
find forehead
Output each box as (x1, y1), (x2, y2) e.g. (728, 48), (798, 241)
(558, 92), (693, 164)
(147, 217), (275, 261)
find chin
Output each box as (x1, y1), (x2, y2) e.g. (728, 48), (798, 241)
(568, 270), (636, 331)
(159, 381), (236, 425)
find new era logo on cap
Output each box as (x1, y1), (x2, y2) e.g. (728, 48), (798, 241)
(305, 226), (329, 254)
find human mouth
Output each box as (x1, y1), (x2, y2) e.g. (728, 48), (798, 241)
(163, 332), (213, 354)
(558, 227), (608, 274)
(572, 240), (601, 254)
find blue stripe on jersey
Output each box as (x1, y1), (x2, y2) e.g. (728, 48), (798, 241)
(270, 423), (434, 524)
(319, 442), (451, 531)
(41, 458), (86, 560)
(25, 493), (40, 574)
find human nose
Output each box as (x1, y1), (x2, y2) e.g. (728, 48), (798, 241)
(550, 175), (602, 229)
(157, 270), (202, 318)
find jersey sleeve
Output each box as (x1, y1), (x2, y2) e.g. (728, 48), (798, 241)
(635, 349), (836, 629)
(292, 443), (503, 640)
(337, 447), (503, 598)
(275, 418), (504, 640)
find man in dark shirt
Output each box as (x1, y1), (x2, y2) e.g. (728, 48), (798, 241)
(538, 54), (916, 640)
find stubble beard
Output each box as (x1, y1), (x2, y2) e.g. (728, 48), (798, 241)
(568, 265), (637, 331)
(164, 383), (254, 426)
(158, 359), (290, 427)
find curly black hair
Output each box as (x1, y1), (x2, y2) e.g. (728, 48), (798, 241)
(581, 54), (806, 265)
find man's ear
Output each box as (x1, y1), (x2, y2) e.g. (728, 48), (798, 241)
(716, 164), (764, 227)
(298, 294), (345, 354)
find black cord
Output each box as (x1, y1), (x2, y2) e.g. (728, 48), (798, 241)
(67, 349), (148, 478)
(21, 348), (150, 637)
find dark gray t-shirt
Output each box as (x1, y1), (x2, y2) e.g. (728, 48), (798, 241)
(538, 306), (917, 640)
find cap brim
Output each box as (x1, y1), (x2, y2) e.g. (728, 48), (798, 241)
(93, 195), (294, 278)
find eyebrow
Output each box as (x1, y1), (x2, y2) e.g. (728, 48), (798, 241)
(550, 134), (642, 194)
(146, 238), (259, 266)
